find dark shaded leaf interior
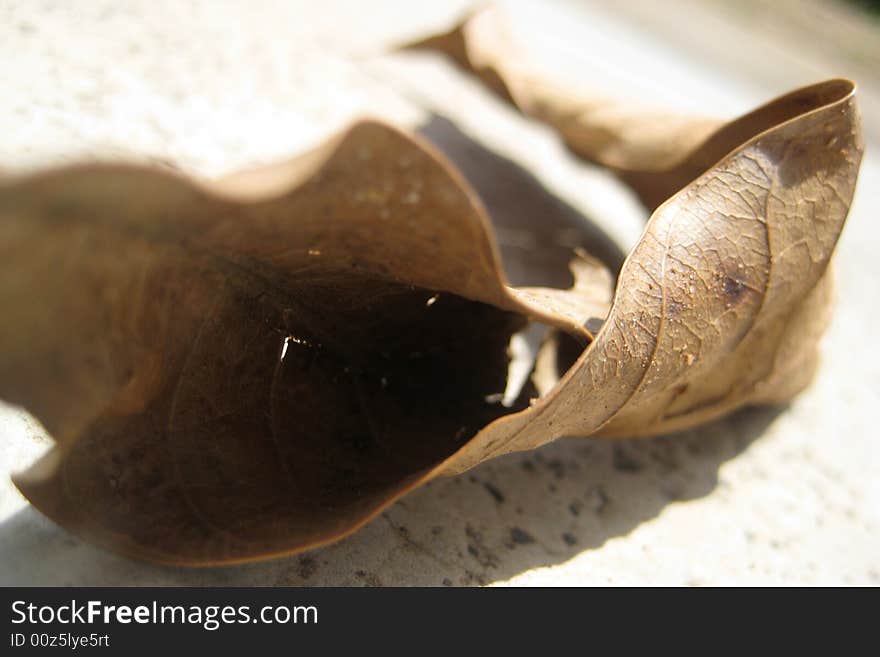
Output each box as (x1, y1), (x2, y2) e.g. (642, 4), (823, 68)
(23, 271), (528, 562)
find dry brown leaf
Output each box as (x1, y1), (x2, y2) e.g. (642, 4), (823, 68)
(405, 5), (856, 210)
(0, 73), (861, 563)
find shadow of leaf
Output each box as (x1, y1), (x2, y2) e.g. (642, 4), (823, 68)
(418, 114), (627, 286)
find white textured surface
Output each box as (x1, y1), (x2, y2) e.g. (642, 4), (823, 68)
(0, 0), (878, 585)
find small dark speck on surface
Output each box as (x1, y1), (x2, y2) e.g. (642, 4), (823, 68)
(297, 556), (318, 579)
(723, 275), (748, 303)
(354, 570), (383, 586)
(613, 445), (644, 473)
(546, 459), (565, 478)
(562, 533), (577, 546)
(510, 527), (535, 545)
(483, 481), (505, 503)
(442, 578), (453, 586)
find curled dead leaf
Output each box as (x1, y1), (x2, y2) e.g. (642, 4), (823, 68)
(405, 5), (859, 210)
(0, 60), (861, 562)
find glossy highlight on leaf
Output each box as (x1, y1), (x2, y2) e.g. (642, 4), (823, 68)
(0, 50), (862, 563)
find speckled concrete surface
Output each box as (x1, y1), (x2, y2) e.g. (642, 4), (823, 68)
(0, 0), (877, 585)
